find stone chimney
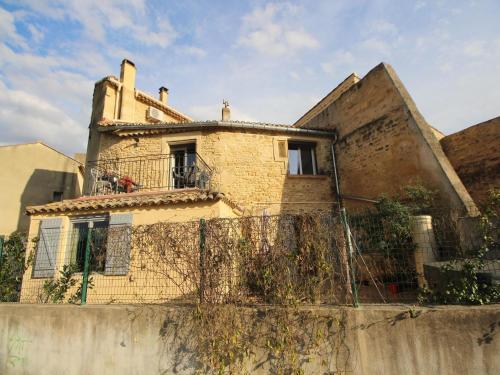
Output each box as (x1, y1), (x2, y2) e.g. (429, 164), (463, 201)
(221, 100), (230, 121)
(159, 86), (169, 105)
(119, 59), (137, 121)
(120, 59), (136, 88)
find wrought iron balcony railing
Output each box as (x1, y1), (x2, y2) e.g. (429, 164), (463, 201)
(85, 153), (213, 196)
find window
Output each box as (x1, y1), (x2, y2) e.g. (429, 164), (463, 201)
(170, 143), (197, 188)
(52, 191), (63, 202)
(288, 142), (317, 175)
(68, 216), (109, 273)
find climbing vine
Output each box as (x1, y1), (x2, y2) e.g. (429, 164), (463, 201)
(420, 189), (500, 305)
(159, 304), (350, 374)
(39, 264), (94, 304)
(0, 232), (31, 302)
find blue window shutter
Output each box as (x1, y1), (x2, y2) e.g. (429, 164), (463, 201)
(105, 214), (133, 275)
(33, 218), (62, 278)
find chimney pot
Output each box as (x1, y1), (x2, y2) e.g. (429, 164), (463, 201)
(159, 86), (169, 105)
(222, 100), (230, 121)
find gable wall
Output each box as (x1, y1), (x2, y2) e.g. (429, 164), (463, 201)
(301, 63), (477, 213)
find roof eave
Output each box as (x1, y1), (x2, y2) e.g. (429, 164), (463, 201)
(98, 121), (337, 137)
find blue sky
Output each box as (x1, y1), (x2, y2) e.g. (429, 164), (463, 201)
(0, 0), (499, 155)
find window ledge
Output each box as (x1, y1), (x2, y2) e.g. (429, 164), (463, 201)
(286, 174), (329, 179)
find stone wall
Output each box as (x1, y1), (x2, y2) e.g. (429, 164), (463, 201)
(0, 304), (498, 375)
(93, 128), (335, 215)
(85, 60), (191, 171)
(440, 117), (500, 206)
(300, 63), (477, 213)
(205, 129), (334, 214)
(294, 72), (360, 127)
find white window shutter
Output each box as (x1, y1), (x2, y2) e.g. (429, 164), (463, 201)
(33, 218), (62, 278)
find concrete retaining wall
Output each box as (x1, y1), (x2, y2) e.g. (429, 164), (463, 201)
(0, 303), (499, 374)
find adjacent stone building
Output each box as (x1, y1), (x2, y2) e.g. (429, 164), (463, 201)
(440, 117), (500, 207)
(0, 142), (83, 236)
(295, 63), (481, 214)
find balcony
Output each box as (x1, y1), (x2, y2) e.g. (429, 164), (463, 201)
(85, 153), (213, 196)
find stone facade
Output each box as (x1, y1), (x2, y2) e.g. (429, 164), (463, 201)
(298, 62), (478, 213)
(92, 128), (335, 215)
(83, 59), (336, 215)
(440, 117), (500, 206)
(85, 60), (192, 175)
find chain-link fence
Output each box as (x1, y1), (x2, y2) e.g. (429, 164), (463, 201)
(2, 202), (498, 306)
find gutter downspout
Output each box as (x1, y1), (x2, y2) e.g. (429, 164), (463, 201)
(330, 136), (341, 211)
(331, 134), (359, 307)
(114, 82), (123, 120)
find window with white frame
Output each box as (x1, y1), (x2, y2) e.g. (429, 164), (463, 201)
(287, 142), (317, 175)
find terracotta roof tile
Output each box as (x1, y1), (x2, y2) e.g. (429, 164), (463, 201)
(26, 189), (226, 215)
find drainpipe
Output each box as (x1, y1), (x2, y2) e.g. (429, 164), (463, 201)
(0, 235), (4, 267)
(330, 134), (341, 211)
(331, 133), (359, 307)
(113, 82), (123, 120)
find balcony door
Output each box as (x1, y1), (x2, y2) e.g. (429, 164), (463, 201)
(170, 143), (196, 189)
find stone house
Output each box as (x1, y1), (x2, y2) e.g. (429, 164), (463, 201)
(20, 60), (337, 302)
(20, 59), (495, 303)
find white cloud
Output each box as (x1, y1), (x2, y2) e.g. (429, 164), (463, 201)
(414, 1), (427, 11)
(289, 71), (300, 80)
(462, 40), (486, 57)
(369, 20), (398, 35)
(0, 7), (28, 49)
(321, 50), (354, 74)
(14, 0), (176, 48)
(132, 19), (176, 48)
(181, 46), (207, 58)
(238, 3), (319, 57)
(0, 79), (87, 151)
(27, 24), (44, 43)
(0, 42), (95, 153)
(359, 38), (392, 55)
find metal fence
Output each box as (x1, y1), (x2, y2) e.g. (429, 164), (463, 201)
(85, 153), (213, 196)
(2, 204), (499, 306)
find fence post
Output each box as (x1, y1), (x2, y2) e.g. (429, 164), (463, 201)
(199, 218), (206, 304)
(410, 215), (437, 289)
(81, 224), (93, 305)
(340, 208), (359, 307)
(0, 235), (4, 267)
